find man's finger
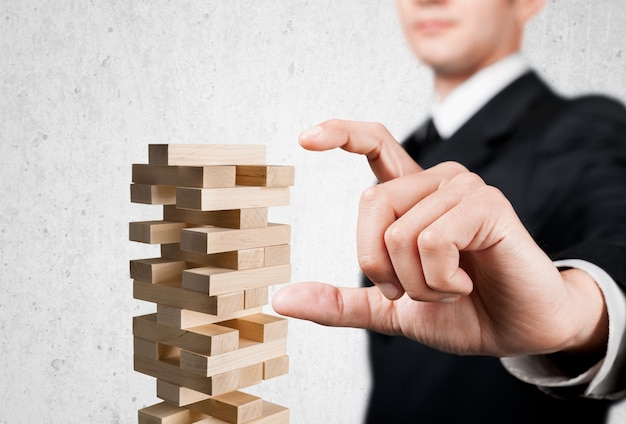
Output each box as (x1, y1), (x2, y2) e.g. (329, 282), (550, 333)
(271, 282), (398, 334)
(356, 162), (469, 300)
(298, 119), (422, 182)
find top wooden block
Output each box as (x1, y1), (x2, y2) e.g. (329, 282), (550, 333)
(149, 144), (266, 166)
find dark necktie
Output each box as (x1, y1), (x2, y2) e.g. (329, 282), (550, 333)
(425, 118), (441, 144)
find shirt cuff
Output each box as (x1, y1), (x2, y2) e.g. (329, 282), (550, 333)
(501, 259), (626, 399)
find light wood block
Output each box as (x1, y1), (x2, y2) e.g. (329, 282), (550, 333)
(149, 144), (266, 166)
(253, 401), (289, 424)
(235, 165), (295, 187)
(134, 315), (239, 356)
(161, 244), (265, 270)
(219, 314), (287, 343)
(179, 338), (287, 377)
(133, 164), (236, 188)
(263, 245), (290, 267)
(157, 380), (211, 407)
(163, 206), (268, 229)
(138, 401), (207, 424)
(244, 287), (268, 310)
(139, 400), (288, 424)
(134, 355), (240, 397)
(238, 363), (263, 388)
(189, 391), (263, 424)
(131, 183), (177, 205)
(130, 221), (189, 244)
(134, 281), (244, 316)
(180, 224), (290, 255)
(157, 305), (263, 329)
(182, 264), (291, 296)
(263, 355), (289, 380)
(207, 249), (265, 270)
(134, 337), (180, 360)
(130, 258), (187, 284)
(176, 186), (290, 211)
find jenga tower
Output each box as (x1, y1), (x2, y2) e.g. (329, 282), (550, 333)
(129, 144), (293, 423)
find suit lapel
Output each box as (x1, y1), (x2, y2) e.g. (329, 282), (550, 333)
(415, 72), (552, 171)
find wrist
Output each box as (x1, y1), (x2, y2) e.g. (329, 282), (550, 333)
(560, 268), (608, 356)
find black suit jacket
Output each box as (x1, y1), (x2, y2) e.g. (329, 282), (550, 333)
(364, 72), (626, 423)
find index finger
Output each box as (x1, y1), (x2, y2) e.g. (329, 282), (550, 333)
(272, 281), (400, 334)
(299, 119), (422, 182)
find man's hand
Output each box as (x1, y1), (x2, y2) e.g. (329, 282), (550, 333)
(273, 120), (607, 358)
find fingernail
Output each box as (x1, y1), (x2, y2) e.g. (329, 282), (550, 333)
(441, 296), (460, 303)
(299, 125), (322, 141)
(378, 282), (401, 300)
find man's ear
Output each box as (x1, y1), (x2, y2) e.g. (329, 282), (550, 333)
(516, 0), (548, 24)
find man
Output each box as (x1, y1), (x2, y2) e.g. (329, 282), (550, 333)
(273, 0), (626, 422)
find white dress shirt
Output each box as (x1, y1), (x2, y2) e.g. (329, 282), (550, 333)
(428, 52), (626, 399)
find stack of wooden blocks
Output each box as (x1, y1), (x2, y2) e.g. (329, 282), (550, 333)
(129, 144), (293, 423)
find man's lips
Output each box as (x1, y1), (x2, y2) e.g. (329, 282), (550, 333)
(416, 19), (455, 33)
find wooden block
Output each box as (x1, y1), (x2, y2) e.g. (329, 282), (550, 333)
(134, 315), (239, 356)
(189, 391), (263, 424)
(182, 264), (291, 296)
(219, 314), (287, 343)
(179, 338), (287, 377)
(134, 337), (161, 359)
(134, 355), (239, 397)
(161, 244), (265, 271)
(135, 376), (289, 424)
(263, 245), (290, 267)
(253, 401), (289, 424)
(180, 224), (290, 255)
(130, 221), (189, 244)
(157, 305), (263, 329)
(135, 338), (180, 360)
(207, 249), (265, 270)
(131, 183), (177, 205)
(134, 281), (244, 316)
(130, 258), (187, 283)
(244, 287), (268, 310)
(138, 401), (207, 424)
(133, 164), (236, 188)
(157, 380), (211, 407)
(161, 243), (215, 267)
(235, 165), (295, 187)
(263, 355), (289, 380)
(149, 144), (266, 166)
(163, 206), (268, 229)
(238, 363), (263, 388)
(176, 186), (290, 211)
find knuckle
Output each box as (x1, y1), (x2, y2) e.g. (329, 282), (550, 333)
(383, 223), (411, 252)
(417, 227), (443, 252)
(438, 161), (468, 175)
(369, 122), (389, 135)
(357, 254), (387, 281)
(359, 184), (384, 205)
(459, 171), (485, 186)
(479, 184), (504, 199)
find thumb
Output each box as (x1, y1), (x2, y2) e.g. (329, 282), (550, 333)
(272, 282), (396, 333)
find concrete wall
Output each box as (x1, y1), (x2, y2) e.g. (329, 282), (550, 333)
(1, 1), (625, 422)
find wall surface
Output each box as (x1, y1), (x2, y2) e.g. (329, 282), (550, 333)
(1, 1), (625, 423)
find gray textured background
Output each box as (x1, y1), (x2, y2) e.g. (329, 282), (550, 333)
(1, 1), (626, 422)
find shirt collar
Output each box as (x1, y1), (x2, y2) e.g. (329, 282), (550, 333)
(431, 52), (530, 139)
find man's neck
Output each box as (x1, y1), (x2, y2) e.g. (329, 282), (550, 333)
(433, 51), (522, 99)
(434, 74), (473, 100)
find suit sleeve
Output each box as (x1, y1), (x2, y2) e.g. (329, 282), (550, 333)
(505, 96), (626, 399)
